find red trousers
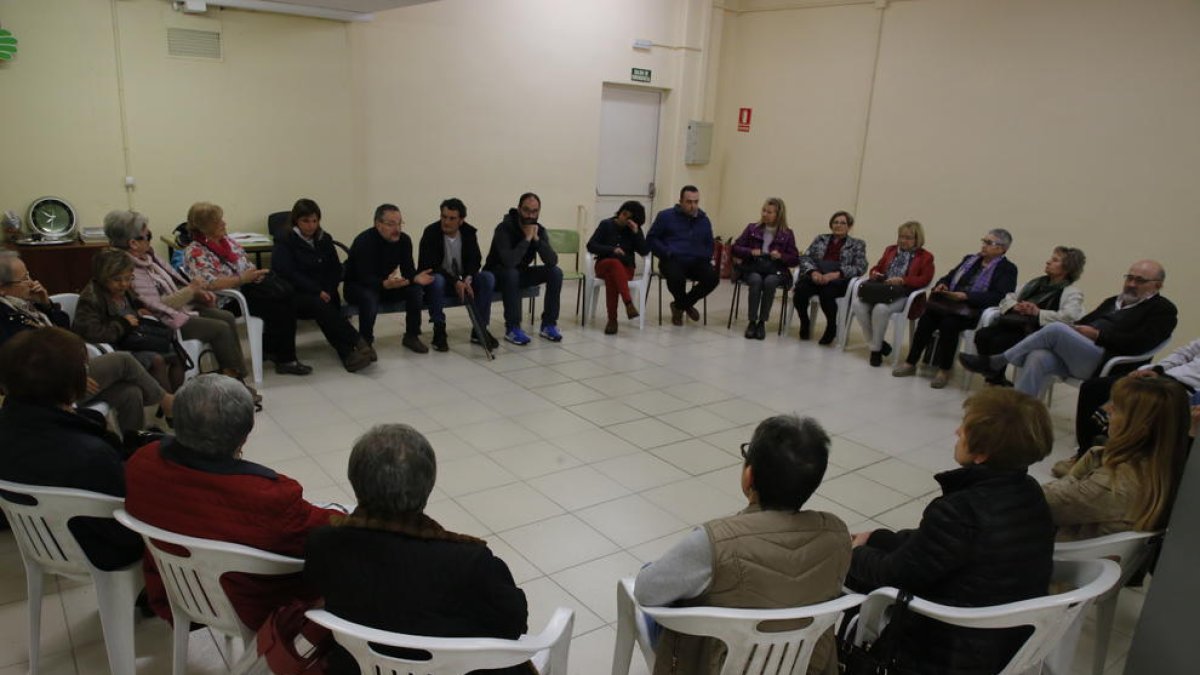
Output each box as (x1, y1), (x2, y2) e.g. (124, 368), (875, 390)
(594, 258), (635, 319)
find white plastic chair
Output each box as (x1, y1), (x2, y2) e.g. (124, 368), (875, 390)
(849, 281), (932, 366)
(306, 606), (575, 674)
(959, 306), (1003, 387)
(214, 289), (265, 385)
(0, 480), (142, 675)
(584, 251), (652, 331)
(114, 509), (304, 675)
(782, 275), (862, 348)
(1053, 531), (1162, 675)
(853, 558), (1121, 675)
(1039, 338), (1171, 406)
(50, 292), (109, 358)
(612, 577), (866, 675)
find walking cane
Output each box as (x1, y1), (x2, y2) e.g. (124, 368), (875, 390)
(453, 261), (495, 361)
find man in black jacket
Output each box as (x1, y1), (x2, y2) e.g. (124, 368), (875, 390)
(416, 198), (497, 352)
(484, 192), (563, 346)
(960, 259), (1177, 398)
(344, 204), (434, 354)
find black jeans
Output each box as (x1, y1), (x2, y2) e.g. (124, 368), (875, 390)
(294, 291), (362, 357)
(345, 282), (424, 342)
(493, 265), (562, 330)
(1075, 375), (1118, 453)
(905, 309), (977, 371)
(792, 276), (850, 327)
(242, 294), (298, 363)
(659, 256), (718, 310)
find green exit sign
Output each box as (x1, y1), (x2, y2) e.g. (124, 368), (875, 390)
(631, 68), (651, 83)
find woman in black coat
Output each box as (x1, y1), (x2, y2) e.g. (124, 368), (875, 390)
(271, 198), (372, 372)
(847, 388), (1056, 675)
(306, 424), (528, 675)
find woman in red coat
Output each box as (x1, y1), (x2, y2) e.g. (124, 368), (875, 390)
(850, 220), (935, 367)
(124, 374), (338, 630)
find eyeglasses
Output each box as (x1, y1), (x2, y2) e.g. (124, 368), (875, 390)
(133, 231), (152, 241)
(981, 238), (1002, 247)
(740, 443), (751, 460)
(1124, 275), (1161, 285)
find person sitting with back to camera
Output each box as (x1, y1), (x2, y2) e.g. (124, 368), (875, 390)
(306, 423), (529, 675)
(851, 220), (935, 367)
(730, 197), (800, 340)
(635, 415), (850, 675)
(847, 388), (1055, 675)
(1042, 375), (1189, 541)
(586, 200), (649, 335)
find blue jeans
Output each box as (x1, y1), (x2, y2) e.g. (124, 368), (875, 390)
(1005, 323), (1104, 398)
(493, 265), (561, 331)
(426, 271), (496, 328)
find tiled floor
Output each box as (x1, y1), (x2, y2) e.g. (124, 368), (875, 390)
(0, 282), (1143, 674)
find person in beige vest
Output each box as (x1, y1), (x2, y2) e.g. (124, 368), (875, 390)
(634, 415), (851, 675)
(1043, 374), (1189, 541)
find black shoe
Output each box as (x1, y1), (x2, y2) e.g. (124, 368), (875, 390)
(744, 322), (757, 339)
(470, 330), (500, 350)
(958, 353), (1001, 377)
(431, 323), (449, 352)
(881, 341), (892, 357)
(818, 326), (837, 345)
(755, 322), (767, 340)
(342, 347), (372, 373)
(798, 322), (811, 340)
(870, 351), (883, 367)
(274, 360), (313, 376)
(403, 334), (429, 354)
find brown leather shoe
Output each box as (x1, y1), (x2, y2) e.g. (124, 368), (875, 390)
(684, 305), (700, 322)
(669, 302), (684, 326)
(625, 301), (639, 320)
(604, 319), (618, 335)
(402, 334), (429, 354)
(343, 347), (372, 373)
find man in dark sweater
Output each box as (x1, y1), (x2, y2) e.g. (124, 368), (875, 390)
(484, 192), (563, 346)
(344, 204), (435, 354)
(416, 198), (497, 351)
(960, 259), (1177, 397)
(646, 185), (717, 326)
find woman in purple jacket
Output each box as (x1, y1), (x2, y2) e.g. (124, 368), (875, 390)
(730, 198), (800, 340)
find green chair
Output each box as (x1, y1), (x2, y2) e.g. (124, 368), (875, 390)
(547, 228), (586, 322)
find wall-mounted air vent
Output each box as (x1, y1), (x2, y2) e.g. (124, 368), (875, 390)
(167, 27), (222, 60)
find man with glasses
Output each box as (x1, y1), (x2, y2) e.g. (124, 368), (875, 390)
(484, 192), (563, 345)
(960, 259), (1177, 398)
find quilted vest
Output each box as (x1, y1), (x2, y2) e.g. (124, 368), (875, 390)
(652, 506), (851, 675)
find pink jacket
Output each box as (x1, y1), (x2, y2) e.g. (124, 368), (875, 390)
(129, 251), (196, 329)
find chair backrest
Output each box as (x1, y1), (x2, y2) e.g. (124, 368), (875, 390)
(267, 211), (290, 241)
(307, 606), (575, 674)
(547, 229), (581, 272)
(113, 509), (304, 640)
(1097, 338), (1172, 377)
(49, 292), (79, 323)
(855, 559), (1120, 675)
(0, 479), (126, 578)
(627, 578), (865, 675)
(1054, 530), (1162, 595)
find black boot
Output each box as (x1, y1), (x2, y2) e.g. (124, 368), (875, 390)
(432, 322), (449, 352)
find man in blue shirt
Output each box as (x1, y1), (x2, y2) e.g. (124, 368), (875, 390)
(647, 186), (717, 326)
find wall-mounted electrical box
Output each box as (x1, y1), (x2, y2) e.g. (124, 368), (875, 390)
(684, 121), (712, 165)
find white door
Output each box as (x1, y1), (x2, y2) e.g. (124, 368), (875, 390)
(595, 85), (661, 226)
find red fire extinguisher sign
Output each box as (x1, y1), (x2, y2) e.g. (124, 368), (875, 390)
(737, 107), (752, 132)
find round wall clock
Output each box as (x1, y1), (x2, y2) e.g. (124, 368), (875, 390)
(26, 196), (77, 241)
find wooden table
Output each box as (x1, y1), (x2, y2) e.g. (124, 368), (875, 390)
(3, 240), (108, 294)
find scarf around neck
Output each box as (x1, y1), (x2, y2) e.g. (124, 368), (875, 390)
(950, 253), (1004, 293)
(195, 232), (239, 268)
(1017, 275), (1069, 309)
(0, 294), (53, 328)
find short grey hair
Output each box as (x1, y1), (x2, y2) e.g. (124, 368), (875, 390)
(987, 228), (1013, 250)
(173, 374), (255, 458)
(348, 424), (436, 518)
(0, 251), (21, 284)
(103, 210), (148, 250)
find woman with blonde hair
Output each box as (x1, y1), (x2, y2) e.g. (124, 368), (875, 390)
(1043, 375), (1190, 540)
(729, 197), (800, 339)
(851, 220), (935, 366)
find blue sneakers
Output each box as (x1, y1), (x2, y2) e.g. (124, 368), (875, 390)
(504, 327), (531, 346)
(539, 324), (563, 342)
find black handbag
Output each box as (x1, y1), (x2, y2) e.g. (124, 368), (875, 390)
(995, 311), (1040, 334)
(736, 255), (781, 278)
(838, 590), (917, 675)
(857, 281), (910, 305)
(925, 295), (980, 321)
(118, 316), (176, 354)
